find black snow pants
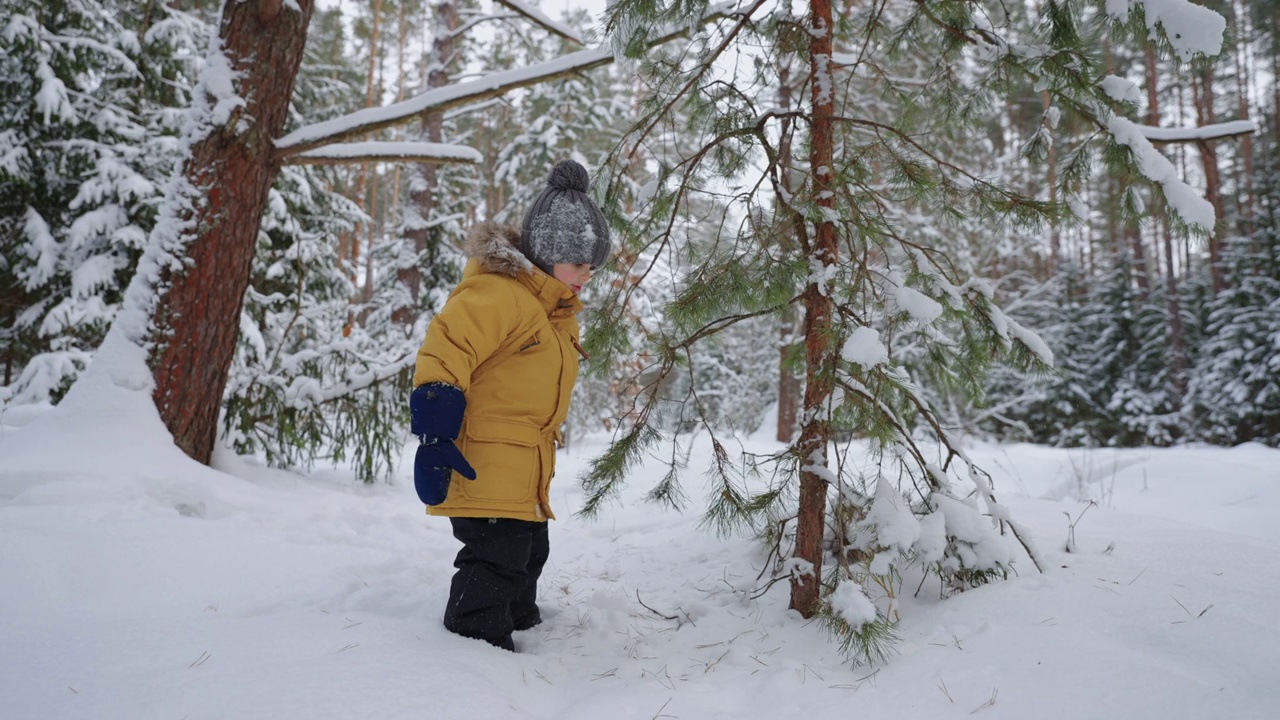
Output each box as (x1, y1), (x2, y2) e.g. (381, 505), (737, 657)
(442, 517), (549, 651)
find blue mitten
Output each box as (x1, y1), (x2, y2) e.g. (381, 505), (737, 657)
(410, 383), (477, 506)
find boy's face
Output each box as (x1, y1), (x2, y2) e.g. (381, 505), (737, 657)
(553, 263), (593, 294)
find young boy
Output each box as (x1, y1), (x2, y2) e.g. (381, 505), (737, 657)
(409, 160), (610, 651)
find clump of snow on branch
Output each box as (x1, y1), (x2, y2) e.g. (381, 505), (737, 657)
(859, 479), (921, 559)
(1105, 0), (1226, 61)
(830, 581), (878, 630)
(1100, 75), (1142, 105)
(888, 272), (943, 324)
(930, 493), (1015, 571)
(841, 326), (888, 368)
(1106, 116), (1216, 233)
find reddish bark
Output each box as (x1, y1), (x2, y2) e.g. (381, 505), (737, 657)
(790, 0), (837, 619)
(151, 0), (314, 463)
(1193, 68), (1225, 294)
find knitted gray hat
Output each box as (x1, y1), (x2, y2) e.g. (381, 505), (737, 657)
(519, 160), (611, 276)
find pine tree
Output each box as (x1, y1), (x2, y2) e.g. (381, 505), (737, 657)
(577, 0), (1234, 663)
(1188, 205), (1280, 445)
(0, 0), (205, 405)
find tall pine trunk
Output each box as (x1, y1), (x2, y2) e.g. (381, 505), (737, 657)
(354, 0), (385, 288)
(1193, 68), (1226, 294)
(376, 0), (411, 304)
(1143, 46), (1187, 395)
(775, 60), (801, 444)
(790, 0), (837, 619)
(1042, 90), (1060, 274)
(1230, 0), (1256, 236)
(150, 0), (314, 463)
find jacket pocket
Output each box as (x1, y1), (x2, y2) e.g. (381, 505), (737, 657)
(457, 419), (540, 504)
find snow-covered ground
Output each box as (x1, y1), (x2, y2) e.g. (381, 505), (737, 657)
(2, 398), (1278, 720)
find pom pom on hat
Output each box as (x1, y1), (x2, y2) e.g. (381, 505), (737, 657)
(520, 160), (611, 276)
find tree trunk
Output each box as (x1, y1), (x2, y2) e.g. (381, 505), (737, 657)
(775, 60), (800, 444)
(776, 309), (802, 443)
(394, 1), (458, 327)
(1231, 0), (1255, 236)
(1159, 208), (1187, 395)
(1274, 12), (1280, 146)
(1143, 48), (1187, 396)
(1193, 68), (1225, 294)
(1042, 90), (1060, 275)
(375, 0), (410, 304)
(790, 0), (837, 619)
(150, 0), (314, 464)
(2, 305), (13, 386)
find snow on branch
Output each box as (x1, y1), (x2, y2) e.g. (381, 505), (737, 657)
(1139, 119), (1258, 144)
(281, 141), (482, 166)
(495, 0), (586, 46)
(1107, 116), (1216, 233)
(1105, 0), (1226, 60)
(274, 48), (611, 157)
(274, 3), (746, 158)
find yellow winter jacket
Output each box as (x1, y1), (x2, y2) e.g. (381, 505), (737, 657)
(413, 222), (584, 522)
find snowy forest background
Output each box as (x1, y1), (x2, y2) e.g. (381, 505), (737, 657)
(3, 0), (1278, 472)
(2, 0), (1280, 675)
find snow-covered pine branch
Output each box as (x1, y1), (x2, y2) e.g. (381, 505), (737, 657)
(273, 2), (747, 158)
(494, 0), (587, 46)
(1106, 116), (1217, 234)
(273, 48), (613, 156)
(1139, 119), (1259, 144)
(282, 141), (482, 166)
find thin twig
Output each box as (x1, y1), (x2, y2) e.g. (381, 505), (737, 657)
(970, 688), (998, 714)
(636, 590), (680, 621)
(1171, 595), (1194, 617)
(652, 697), (676, 720)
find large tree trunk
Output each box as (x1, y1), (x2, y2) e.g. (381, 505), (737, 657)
(790, 0), (837, 619)
(150, 0), (314, 463)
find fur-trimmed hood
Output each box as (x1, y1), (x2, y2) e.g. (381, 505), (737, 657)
(464, 221), (533, 278)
